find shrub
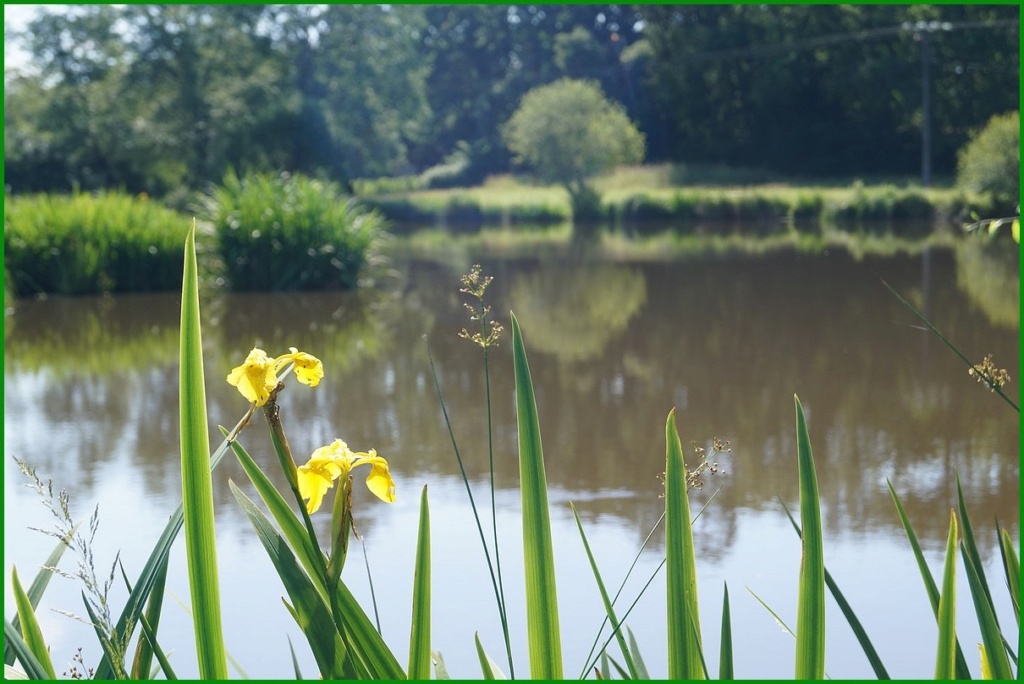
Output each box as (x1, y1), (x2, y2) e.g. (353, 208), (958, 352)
(956, 111), (1020, 206)
(4, 191), (188, 297)
(205, 171), (387, 292)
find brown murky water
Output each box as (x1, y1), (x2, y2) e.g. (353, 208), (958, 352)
(5, 240), (1018, 678)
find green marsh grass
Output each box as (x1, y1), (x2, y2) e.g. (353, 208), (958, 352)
(4, 191), (188, 297)
(204, 170), (388, 292)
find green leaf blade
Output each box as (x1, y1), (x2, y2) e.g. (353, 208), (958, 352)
(510, 312), (562, 679)
(178, 221), (227, 679)
(793, 396), (824, 679)
(719, 584), (733, 680)
(570, 502), (638, 679)
(10, 568), (56, 680)
(407, 485), (433, 680)
(664, 409), (703, 679)
(230, 481), (352, 679)
(960, 542), (1013, 679)
(935, 510), (959, 679)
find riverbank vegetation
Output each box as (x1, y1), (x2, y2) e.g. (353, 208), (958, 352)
(2, 164), (1008, 300)
(360, 165), (998, 233)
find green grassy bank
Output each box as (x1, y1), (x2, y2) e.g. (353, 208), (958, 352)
(358, 164), (998, 234)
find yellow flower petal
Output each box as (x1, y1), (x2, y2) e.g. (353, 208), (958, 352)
(226, 347), (278, 406)
(274, 347), (324, 388)
(297, 454), (345, 514)
(352, 450), (397, 503)
(300, 440), (396, 511)
(288, 347), (324, 387)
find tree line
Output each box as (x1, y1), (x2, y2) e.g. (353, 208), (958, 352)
(3, 4), (1018, 199)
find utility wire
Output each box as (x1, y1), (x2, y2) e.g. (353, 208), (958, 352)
(668, 17), (1019, 64)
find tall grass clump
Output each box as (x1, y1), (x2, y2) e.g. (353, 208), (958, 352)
(822, 182), (935, 231)
(204, 170), (388, 292)
(4, 191), (188, 297)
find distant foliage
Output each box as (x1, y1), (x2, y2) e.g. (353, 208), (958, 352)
(956, 111), (1020, 206)
(503, 79), (645, 188)
(503, 78), (645, 218)
(205, 171), (387, 292)
(4, 191), (187, 297)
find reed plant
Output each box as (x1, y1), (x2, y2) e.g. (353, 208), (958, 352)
(5, 225), (1019, 680)
(4, 191), (188, 297)
(204, 170), (387, 292)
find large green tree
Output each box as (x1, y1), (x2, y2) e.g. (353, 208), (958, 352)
(503, 78), (645, 218)
(637, 4), (1019, 177)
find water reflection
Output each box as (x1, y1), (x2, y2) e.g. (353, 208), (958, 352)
(4, 247), (1019, 558)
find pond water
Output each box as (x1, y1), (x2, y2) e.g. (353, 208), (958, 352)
(4, 239), (1019, 679)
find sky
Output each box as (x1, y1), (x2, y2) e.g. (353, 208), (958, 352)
(4, 4), (70, 73)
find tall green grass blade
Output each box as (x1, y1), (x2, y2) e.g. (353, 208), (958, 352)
(748, 587), (796, 637)
(690, 611), (711, 680)
(664, 409), (703, 679)
(793, 396), (824, 679)
(956, 476), (998, 628)
(585, 557), (667, 678)
(719, 584), (734, 680)
(879, 278), (1018, 412)
(570, 502), (639, 679)
(433, 650), (451, 679)
(4, 532), (74, 667)
(606, 653), (631, 679)
(94, 411), (254, 679)
(475, 633), (508, 679)
(935, 510), (959, 679)
(960, 543), (1013, 679)
(224, 429), (327, 594)
(82, 593), (125, 677)
(230, 481), (354, 679)
(10, 568), (55, 679)
(332, 582), (407, 680)
(425, 340), (514, 676)
(626, 627), (649, 680)
(4, 619), (50, 680)
(997, 527), (1020, 624)
(407, 485), (432, 680)
(510, 312), (563, 678)
(136, 608), (177, 680)
(580, 489), (721, 679)
(779, 499), (890, 679)
(178, 221), (227, 679)
(887, 480), (972, 679)
(130, 550), (169, 679)
(979, 644), (993, 679)
(288, 636), (303, 679)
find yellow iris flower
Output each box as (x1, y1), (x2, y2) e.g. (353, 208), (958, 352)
(297, 439), (397, 514)
(227, 347), (324, 406)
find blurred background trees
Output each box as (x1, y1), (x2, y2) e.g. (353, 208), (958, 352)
(3, 4), (1018, 199)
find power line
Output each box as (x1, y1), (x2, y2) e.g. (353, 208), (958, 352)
(675, 17), (1019, 63)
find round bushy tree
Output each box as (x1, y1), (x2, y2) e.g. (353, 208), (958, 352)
(957, 111), (1019, 206)
(502, 78), (645, 220)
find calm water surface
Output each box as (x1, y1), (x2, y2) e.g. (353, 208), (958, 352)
(4, 241), (1019, 678)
